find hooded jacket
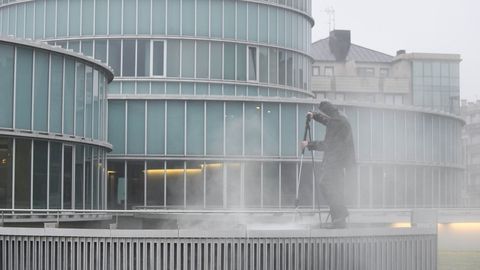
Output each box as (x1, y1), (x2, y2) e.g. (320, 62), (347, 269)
(308, 102), (356, 169)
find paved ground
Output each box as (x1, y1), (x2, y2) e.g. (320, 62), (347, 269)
(439, 251), (480, 270)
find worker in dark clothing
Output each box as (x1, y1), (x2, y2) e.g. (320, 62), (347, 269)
(301, 101), (356, 228)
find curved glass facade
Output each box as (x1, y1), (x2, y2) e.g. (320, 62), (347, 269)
(0, 38), (113, 210)
(0, 0), (466, 211)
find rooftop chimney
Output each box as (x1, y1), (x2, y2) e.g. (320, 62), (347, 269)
(329, 30), (351, 61)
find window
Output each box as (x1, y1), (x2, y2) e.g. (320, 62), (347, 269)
(324, 66), (334, 76)
(357, 67), (375, 77)
(380, 68), (390, 77)
(312, 66), (320, 76)
(122, 40), (135, 77)
(151, 40), (165, 77)
(248, 46), (258, 81)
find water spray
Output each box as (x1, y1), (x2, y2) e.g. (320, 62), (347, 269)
(295, 113), (318, 222)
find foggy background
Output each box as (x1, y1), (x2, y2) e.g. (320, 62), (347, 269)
(312, 0), (480, 101)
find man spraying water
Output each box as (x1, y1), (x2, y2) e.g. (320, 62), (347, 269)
(301, 101), (356, 229)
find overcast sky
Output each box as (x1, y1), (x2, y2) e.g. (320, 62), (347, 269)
(311, 0), (480, 101)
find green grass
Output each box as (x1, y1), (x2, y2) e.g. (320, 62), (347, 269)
(438, 251), (480, 270)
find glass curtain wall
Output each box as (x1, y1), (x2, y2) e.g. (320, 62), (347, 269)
(0, 136), (107, 210)
(0, 41), (109, 141)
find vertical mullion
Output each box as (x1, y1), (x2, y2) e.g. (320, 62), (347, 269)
(12, 139), (16, 209)
(47, 53), (51, 133)
(124, 160), (127, 210)
(13, 47), (16, 129)
(72, 146), (76, 210)
(144, 161), (147, 207)
(47, 141), (50, 209)
(61, 57), (65, 134)
(82, 146), (85, 210)
(125, 101), (128, 154)
(144, 100), (147, 155)
(83, 62), (87, 138)
(184, 162), (187, 208)
(61, 144), (64, 210)
(163, 161), (166, 207)
(30, 141), (34, 210)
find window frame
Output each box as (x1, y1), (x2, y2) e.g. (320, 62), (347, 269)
(247, 46), (259, 82)
(150, 40), (167, 78)
(312, 66), (320, 76)
(380, 67), (390, 78)
(324, 66), (334, 76)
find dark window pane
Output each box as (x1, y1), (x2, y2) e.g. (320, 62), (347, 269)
(75, 145), (84, 209)
(0, 138), (13, 208)
(49, 142), (62, 209)
(122, 40), (136, 77)
(108, 161), (125, 210)
(127, 161), (145, 209)
(137, 40), (150, 77)
(146, 161), (164, 207)
(63, 146), (73, 209)
(153, 41), (165, 76)
(166, 161), (184, 207)
(15, 139), (31, 209)
(33, 141), (48, 209)
(108, 40), (121, 76)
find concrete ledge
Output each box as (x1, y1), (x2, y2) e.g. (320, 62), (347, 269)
(0, 226), (436, 239)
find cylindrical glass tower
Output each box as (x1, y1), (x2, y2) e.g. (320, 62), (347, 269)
(0, 0), (318, 210)
(0, 36), (113, 210)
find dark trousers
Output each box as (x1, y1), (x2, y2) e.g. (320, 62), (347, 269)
(316, 166), (349, 221)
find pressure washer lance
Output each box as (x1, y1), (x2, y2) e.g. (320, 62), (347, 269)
(294, 113), (317, 222)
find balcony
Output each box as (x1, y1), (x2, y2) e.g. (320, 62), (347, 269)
(312, 75), (411, 93)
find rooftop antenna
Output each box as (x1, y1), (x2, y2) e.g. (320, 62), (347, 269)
(325, 6), (336, 32)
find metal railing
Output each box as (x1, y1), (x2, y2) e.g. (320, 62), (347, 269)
(0, 226), (437, 270)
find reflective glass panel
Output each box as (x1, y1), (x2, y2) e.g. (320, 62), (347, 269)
(153, 40), (165, 76)
(109, 0), (121, 34)
(182, 0), (195, 35)
(50, 55), (63, 133)
(108, 101), (126, 154)
(167, 0), (180, 35)
(186, 101), (204, 155)
(123, 0), (137, 34)
(196, 41), (209, 78)
(166, 40), (179, 77)
(147, 101), (165, 154)
(196, 0), (209, 36)
(181, 40), (194, 78)
(225, 102), (243, 155)
(14, 46), (33, 131)
(82, 0), (94, 35)
(0, 44), (13, 128)
(166, 101), (184, 155)
(95, 0), (108, 35)
(138, 0), (151, 34)
(127, 101), (146, 154)
(33, 51), (49, 132)
(152, 0), (166, 34)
